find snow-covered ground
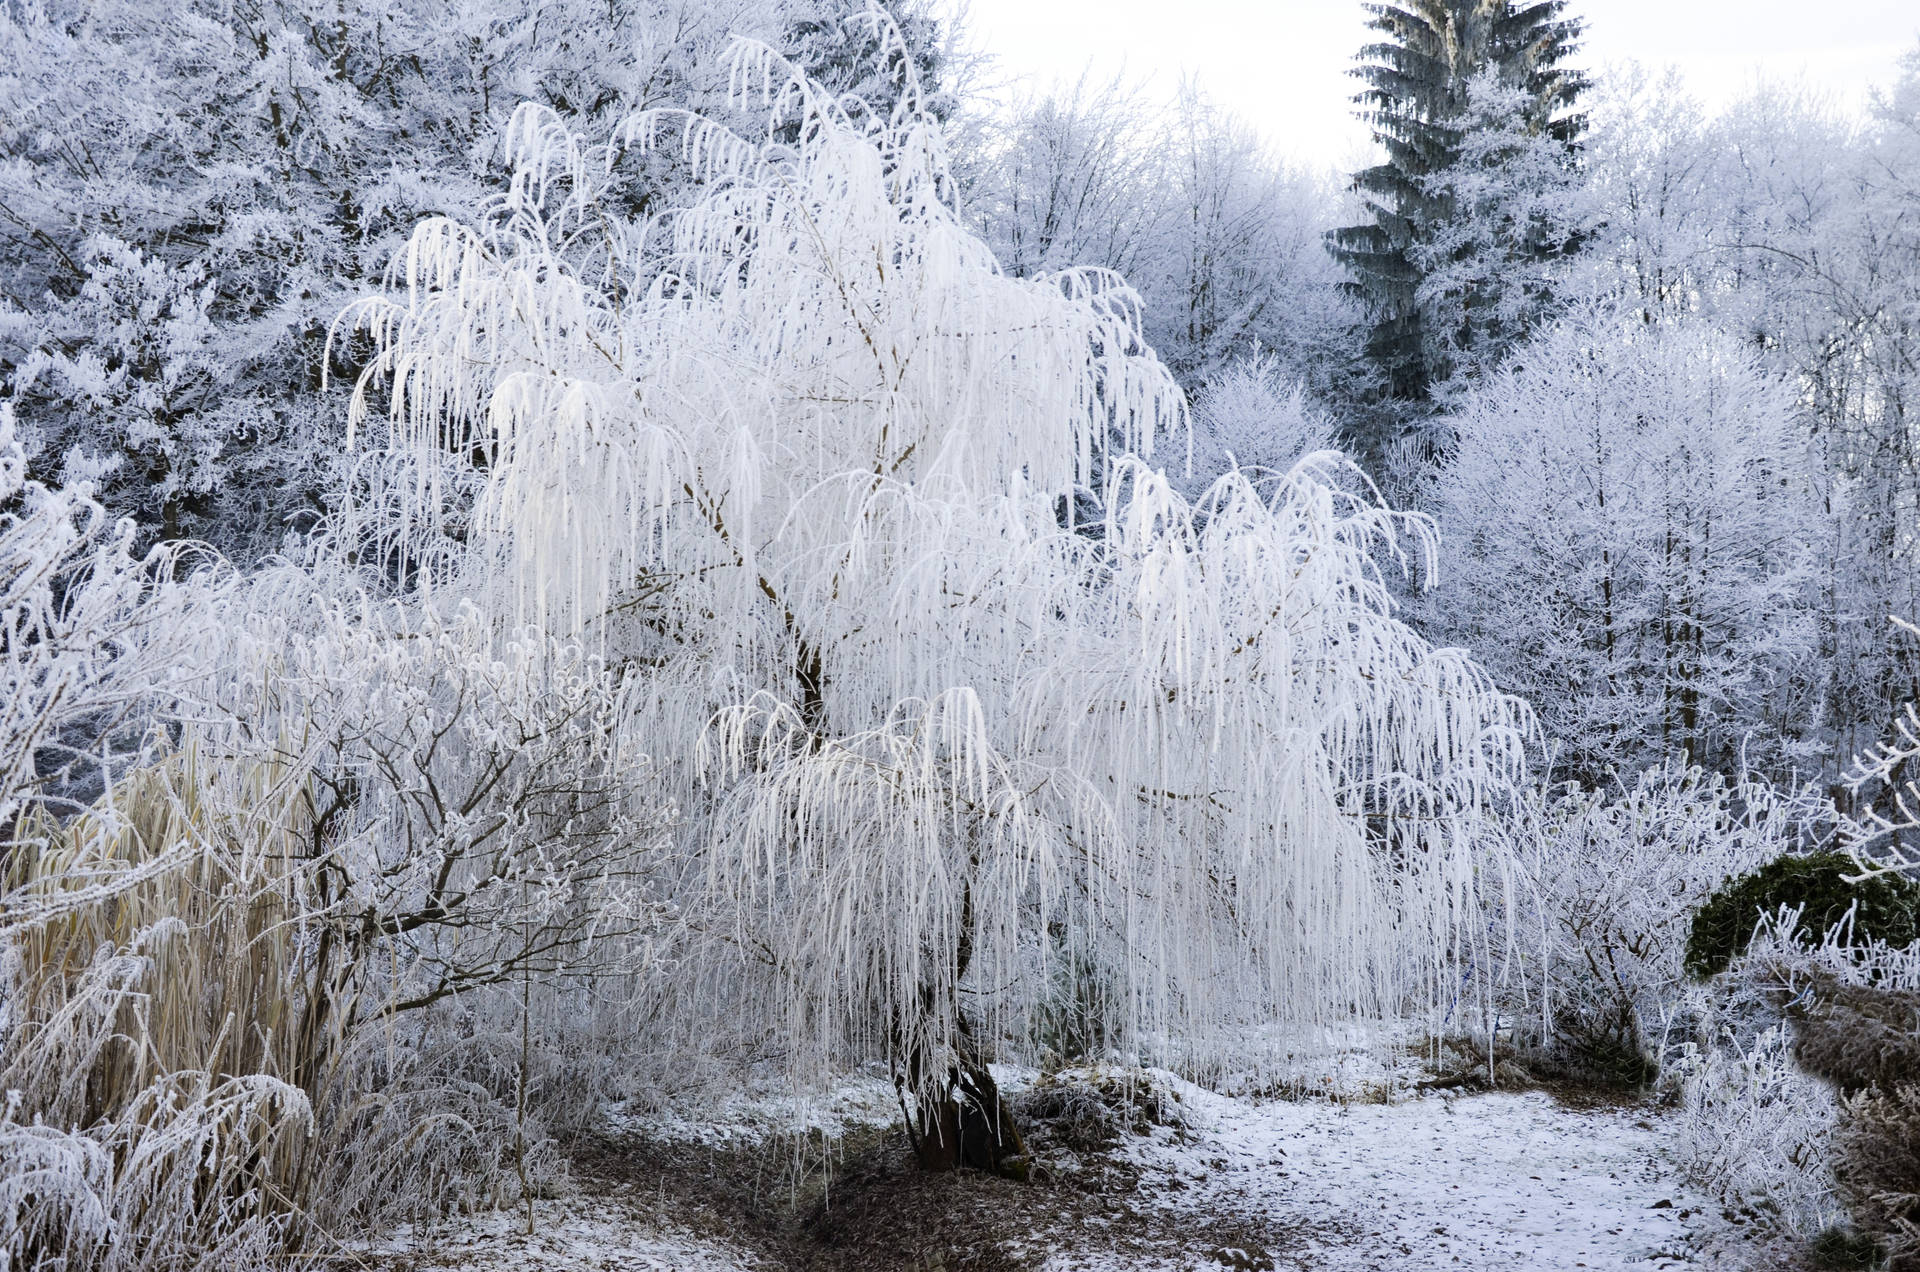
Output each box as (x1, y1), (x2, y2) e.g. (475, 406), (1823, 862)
(364, 1200), (760, 1271)
(1096, 1085), (1766, 1271)
(604, 1072), (902, 1149)
(372, 1082), (1792, 1271)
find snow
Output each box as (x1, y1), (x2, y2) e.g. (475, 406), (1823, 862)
(1106, 1087), (1744, 1270)
(365, 1199), (761, 1271)
(377, 1080), (1790, 1271)
(607, 1072), (902, 1147)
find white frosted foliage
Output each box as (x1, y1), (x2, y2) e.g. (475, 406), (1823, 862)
(345, 34), (1531, 1088)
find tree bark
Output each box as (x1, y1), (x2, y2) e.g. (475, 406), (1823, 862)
(897, 869), (1030, 1179)
(902, 1041), (1028, 1180)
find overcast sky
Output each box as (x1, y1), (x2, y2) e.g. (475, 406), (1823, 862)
(951, 1), (1920, 168)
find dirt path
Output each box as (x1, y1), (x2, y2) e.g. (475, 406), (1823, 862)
(364, 1084), (1801, 1271)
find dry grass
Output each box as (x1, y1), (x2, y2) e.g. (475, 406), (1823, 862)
(6, 752), (322, 1114)
(0, 738), (581, 1269)
(1835, 1083), (1920, 1270)
(1, 751), (322, 1269)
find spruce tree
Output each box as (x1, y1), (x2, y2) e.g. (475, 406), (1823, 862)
(1331, 2), (1586, 407)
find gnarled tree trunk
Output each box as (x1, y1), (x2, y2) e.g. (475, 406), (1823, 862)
(899, 1018), (1028, 1180)
(897, 873), (1029, 1179)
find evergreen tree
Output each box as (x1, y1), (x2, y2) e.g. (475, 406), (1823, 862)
(1411, 69), (1586, 395)
(1331, 1), (1586, 411)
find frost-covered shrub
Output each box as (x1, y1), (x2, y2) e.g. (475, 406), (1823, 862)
(0, 1075), (309, 1272)
(1016, 1066), (1190, 1151)
(0, 518), (672, 1264)
(1673, 1024), (1846, 1236)
(1790, 972), (1920, 1096)
(0, 408), (217, 855)
(192, 587), (670, 1232)
(1778, 959), (1920, 1268)
(308, 1020), (572, 1234)
(0, 415), (331, 1268)
(1184, 356), (1335, 493)
(1507, 763), (1811, 1083)
(1687, 917), (1920, 1257)
(1687, 853), (1920, 980)
(1837, 671), (1920, 879)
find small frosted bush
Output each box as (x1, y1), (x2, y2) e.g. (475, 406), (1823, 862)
(1185, 356), (1334, 492)
(1673, 1024), (1845, 1236)
(1503, 763), (1813, 1083)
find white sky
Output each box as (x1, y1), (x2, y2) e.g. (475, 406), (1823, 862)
(950, 0), (1920, 169)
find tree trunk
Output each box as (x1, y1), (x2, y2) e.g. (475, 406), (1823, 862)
(903, 1047), (1028, 1180)
(896, 867), (1029, 1179)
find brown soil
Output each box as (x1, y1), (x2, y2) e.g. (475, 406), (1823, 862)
(560, 1108), (1301, 1271)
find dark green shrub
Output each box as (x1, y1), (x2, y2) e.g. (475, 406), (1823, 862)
(1684, 852), (1920, 979)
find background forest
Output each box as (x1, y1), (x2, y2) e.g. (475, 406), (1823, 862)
(2, 1), (1919, 1269)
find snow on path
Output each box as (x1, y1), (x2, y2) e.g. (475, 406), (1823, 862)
(1096, 1088), (1743, 1271)
(362, 1199), (762, 1271)
(373, 1086), (1772, 1271)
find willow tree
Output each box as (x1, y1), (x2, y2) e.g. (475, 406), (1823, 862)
(343, 33), (1530, 1174)
(1332, 0), (1586, 411)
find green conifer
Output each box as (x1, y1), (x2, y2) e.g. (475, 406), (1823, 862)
(1331, 2), (1586, 406)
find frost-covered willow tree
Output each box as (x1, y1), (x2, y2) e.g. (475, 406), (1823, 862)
(344, 34), (1530, 1173)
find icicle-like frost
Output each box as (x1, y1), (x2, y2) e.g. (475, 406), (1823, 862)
(1839, 622), (1920, 877)
(344, 32), (1531, 1094)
